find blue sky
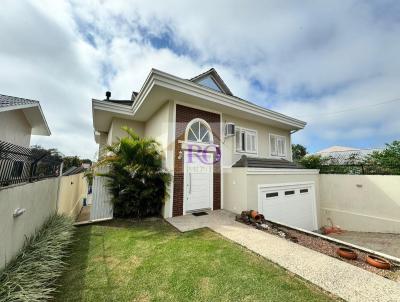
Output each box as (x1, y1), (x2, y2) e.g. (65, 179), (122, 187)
(0, 0), (399, 158)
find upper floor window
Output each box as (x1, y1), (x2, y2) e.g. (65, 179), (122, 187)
(235, 127), (257, 153)
(186, 119), (213, 144)
(270, 134), (286, 157)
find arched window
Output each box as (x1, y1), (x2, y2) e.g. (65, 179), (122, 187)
(185, 119), (213, 144)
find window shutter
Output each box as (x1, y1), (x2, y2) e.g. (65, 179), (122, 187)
(277, 138), (282, 155)
(277, 137), (286, 156)
(250, 134), (256, 152)
(235, 129), (241, 152)
(270, 135), (277, 156)
(246, 133), (251, 152)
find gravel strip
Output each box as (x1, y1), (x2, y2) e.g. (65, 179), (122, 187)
(236, 216), (400, 282)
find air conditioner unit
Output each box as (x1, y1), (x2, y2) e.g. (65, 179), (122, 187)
(225, 123), (236, 137)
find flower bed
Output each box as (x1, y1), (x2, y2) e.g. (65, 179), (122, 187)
(236, 213), (400, 282)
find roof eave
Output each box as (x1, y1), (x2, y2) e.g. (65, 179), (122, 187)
(91, 69), (307, 131)
(133, 69), (306, 130)
(1, 103), (51, 136)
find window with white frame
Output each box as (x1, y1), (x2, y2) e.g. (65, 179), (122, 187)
(235, 127), (257, 153)
(270, 134), (286, 157)
(186, 119), (212, 143)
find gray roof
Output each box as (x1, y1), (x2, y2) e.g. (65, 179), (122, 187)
(63, 166), (86, 176)
(317, 149), (384, 165)
(106, 99), (134, 106)
(232, 155), (303, 169)
(0, 94), (39, 108)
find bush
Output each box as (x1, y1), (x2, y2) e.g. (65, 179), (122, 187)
(97, 127), (171, 218)
(0, 215), (74, 302)
(299, 154), (328, 169)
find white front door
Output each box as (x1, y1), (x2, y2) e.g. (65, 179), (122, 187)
(184, 151), (213, 213)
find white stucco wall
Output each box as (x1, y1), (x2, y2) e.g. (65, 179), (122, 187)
(222, 168), (247, 213)
(144, 102), (173, 218)
(57, 173), (88, 218)
(222, 168), (320, 224)
(107, 118), (145, 145)
(319, 174), (400, 233)
(0, 178), (59, 270)
(144, 102), (170, 161)
(221, 113), (292, 167)
(0, 110), (32, 147)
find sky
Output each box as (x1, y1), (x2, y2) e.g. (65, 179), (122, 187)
(1, 0), (399, 159)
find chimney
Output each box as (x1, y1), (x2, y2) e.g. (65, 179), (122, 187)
(106, 91), (111, 100)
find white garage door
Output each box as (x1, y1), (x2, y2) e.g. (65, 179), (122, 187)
(259, 182), (317, 231)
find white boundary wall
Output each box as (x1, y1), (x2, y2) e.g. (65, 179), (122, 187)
(57, 172), (88, 218)
(0, 172), (89, 270)
(0, 178), (58, 270)
(319, 174), (400, 233)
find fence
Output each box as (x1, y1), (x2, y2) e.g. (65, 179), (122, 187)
(319, 164), (400, 175)
(308, 151), (400, 175)
(0, 140), (62, 187)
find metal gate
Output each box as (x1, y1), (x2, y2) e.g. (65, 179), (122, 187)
(90, 166), (113, 221)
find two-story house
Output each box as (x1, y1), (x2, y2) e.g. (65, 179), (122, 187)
(92, 69), (320, 230)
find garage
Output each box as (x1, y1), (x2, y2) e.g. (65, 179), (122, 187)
(258, 182), (317, 231)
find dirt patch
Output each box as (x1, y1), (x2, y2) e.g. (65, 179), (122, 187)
(132, 292), (150, 302)
(236, 215), (400, 281)
(199, 277), (212, 295)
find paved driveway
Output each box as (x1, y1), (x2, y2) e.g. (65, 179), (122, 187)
(329, 231), (400, 258)
(167, 210), (400, 302)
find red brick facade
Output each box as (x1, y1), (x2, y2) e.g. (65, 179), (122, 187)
(173, 104), (221, 216)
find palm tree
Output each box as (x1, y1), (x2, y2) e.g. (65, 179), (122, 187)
(97, 127), (171, 218)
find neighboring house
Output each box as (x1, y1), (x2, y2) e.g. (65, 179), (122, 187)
(315, 146), (384, 164)
(92, 68), (320, 230)
(0, 94), (51, 147)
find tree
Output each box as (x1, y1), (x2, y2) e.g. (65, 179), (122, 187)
(62, 156), (81, 172)
(30, 145), (63, 162)
(97, 127), (171, 218)
(364, 140), (400, 174)
(292, 144), (307, 161)
(299, 154), (329, 169)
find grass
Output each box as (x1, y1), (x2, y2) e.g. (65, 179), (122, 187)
(0, 215), (74, 302)
(55, 219), (336, 302)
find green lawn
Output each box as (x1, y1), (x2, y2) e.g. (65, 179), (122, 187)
(55, 219), (336, 302)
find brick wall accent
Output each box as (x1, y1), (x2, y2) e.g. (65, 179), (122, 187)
(173, 104), (221, 216)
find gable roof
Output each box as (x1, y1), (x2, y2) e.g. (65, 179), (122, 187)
(92, 68), (307, 134)
(0, 94), (51, 136)
(190, 68), (233, 96)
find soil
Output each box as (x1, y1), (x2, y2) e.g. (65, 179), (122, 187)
(236, 215), (400, 282)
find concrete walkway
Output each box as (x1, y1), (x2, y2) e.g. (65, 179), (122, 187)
(167, 210), (400, 302)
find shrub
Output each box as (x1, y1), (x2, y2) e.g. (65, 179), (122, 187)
(0, 215), (74, 302)
(97, 127), (171, 218)
(299, 154), (328, 169)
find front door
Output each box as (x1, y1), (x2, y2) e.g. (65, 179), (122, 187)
(184, 151), (213, 213)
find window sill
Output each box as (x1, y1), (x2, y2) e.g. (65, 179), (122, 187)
(269, 155), (287, 159)
(234, 151), (258, 156)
